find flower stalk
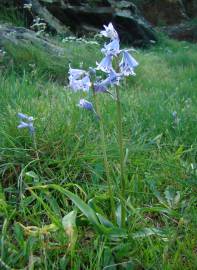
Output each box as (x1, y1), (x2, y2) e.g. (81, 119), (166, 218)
(32, 132), (42, 172)
(115, 86), (126, 227)
(93, 91), (116, 222)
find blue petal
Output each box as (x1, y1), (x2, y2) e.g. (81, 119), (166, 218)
(96, 55), (112, 73)
(100, 22), (119, 40)
(68, 66), (86, 80)
(78, 99), (93, 111)
(17, 121), (29, 129)
(120, 50), (138, 76)
(101, 39), (120, 56)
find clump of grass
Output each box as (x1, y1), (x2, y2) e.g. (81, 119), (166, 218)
(0, 33), (197, 269)
(0, 5), (25, 27)
(1, 40), (101, 83)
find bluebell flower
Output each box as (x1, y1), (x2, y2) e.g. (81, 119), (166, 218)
(68, 65), (91, 92)
(77, 99), (94, 111)
(17, 112), (34, 122)
(17, 113), (35, 134)
(108, 69), (122, 85)
(94, 69), (121, 93)
(77, 99), (99, 119)
(94, 81), (108, 93)
(119, 50), (139, 76)
(96, 55), (113, 73)
(100, 22), (119, 40)
(82, 75), (91, 91)
(68, 66), (86, 80)
(101, 39), (120, 56)
(18, 122), (35, 134)
(69, 74), (91, 92)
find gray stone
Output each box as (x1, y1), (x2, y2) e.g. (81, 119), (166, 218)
(135, 0), (189, 26)
(159, 22), (197, 42)
(0, 23), (65, 55)
(40, 0), (157, 46)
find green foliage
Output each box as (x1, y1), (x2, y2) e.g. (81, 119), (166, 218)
(1, 40), (100, 82)
(0, 35), (197, 269)
(0, 6), (25, 27)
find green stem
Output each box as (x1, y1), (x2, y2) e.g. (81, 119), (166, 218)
(32, 133), (42, 172)
(93, 91), (116, 222)
(115, 86), (126, 227)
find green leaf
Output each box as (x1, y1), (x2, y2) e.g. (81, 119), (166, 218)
(62, 210), (78, 250)
(32, 185), (100, 228)
(88, 198), (105, 216)
(61, 189), (100, 226)
(96, 213), (114, 228)
(46, 195), (62, 218)
(25, 171), (39, 183)
(102, 247), (115, 269)
(115, 204), (121, 227)
(132, 227), (168, 239)
(29, 185), (128, 238)
(164, 186), (181, 208)
(106, 227), (127, 239)
(62, 210), (77, 229)
(146, 179), (167, 206)
(14, 223), (24, 245)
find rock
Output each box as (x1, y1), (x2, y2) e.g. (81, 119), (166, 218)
(136, 0), (189, 26)
(159, 22), (197, 42)
(0, 23), (65, 55)
(134, 0), (197, 43)
(183, 0), (197, 18)
(31, 0), (69, 35)
(39, 0), (157, 46)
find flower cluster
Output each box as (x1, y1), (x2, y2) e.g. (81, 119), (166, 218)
(17, 113), (35, 134)
(68, 22), (139, 112)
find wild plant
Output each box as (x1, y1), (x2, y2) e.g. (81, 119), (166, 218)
(68, 22), (138, 228)
(16, 23), (139, 256)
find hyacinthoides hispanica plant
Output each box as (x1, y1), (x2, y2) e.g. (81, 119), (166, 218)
(68, 23), (138, 228)
(17, 113), (41, 197)
(17, 112), (41, 163)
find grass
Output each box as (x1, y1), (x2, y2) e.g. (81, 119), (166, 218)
(0, 6), (26, 27)
(0, 31), (197, 269)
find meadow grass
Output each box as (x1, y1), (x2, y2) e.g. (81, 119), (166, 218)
(0, 5), (25, 27)
(0, 34), (197, 269)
